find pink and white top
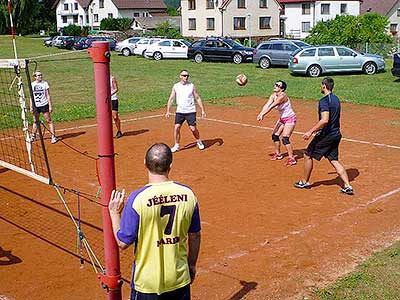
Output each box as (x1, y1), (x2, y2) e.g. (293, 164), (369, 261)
(274, 93), (295, 119)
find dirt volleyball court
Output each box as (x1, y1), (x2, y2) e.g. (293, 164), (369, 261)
(1, 96), (400, 300)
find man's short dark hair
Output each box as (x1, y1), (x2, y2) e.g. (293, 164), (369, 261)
(145, 143), (173, 174)
(277, 80), (287, 91)
(322, 77), (334, 91)
(180, 69), (189, 75)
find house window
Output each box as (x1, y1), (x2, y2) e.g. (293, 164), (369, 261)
(206, 0), (214, 9)
(80, 15), (83, 25)
(94, 14), (99, 22)
(341, 4), (347, 14)
(99, 0), (104, 8)
(188, 0), (196, 10)
(108, 13), (113, 18)
(237, 0), (246, 9)
(302, 22), (310, 32)
(134, 12), (140, 17)
(74, 3), (78, 10)
(259, 17), (271, 29)
(64, 3), (68, 10)
(397, 9), (400, 17)
(189, 18), (196, 30)
(281, 4), (285, 15)
(207, 18), (215, 30)
(234, 17), (246, 30)
(73, 15), (78, 23)
(62, 16), (67, 23)
(390, 24), (397, 32)
(259, 0), (268, 8)
(86, 14), (89, 23)
(321, 4), (330, 15)
(302, 3), (310, 15)
(143, 12), (149, 17)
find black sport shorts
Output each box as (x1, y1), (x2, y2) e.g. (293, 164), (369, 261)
(112, 100), (119, 111)
(305, 131), (342, 161)
(175, 112), (197, 126)
(34, 104), (49, 113)
(130, 284), (190, 300)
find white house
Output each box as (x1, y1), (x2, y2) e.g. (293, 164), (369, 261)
(54, 0), (167, 32)
(181, 0), (282, 40)
(361, 0), (400, 40)
(279, 0), (361, 39)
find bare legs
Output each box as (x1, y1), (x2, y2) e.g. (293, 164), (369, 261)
(174, 124), (201, 145)
(272, 122), (295, 159)
(112, 110), (121, 132)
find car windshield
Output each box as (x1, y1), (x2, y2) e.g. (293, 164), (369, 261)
(293, 41), (310, 48)
(290, 48), (303, 57)
(224, 39), (242, 48)
(181, 40), (191, 47)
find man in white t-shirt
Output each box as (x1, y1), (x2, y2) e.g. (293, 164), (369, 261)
(166, 70), (206, 153)
(30, 71), (58, 144)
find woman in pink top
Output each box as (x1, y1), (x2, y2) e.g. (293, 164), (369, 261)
(257, 80), (297, 166)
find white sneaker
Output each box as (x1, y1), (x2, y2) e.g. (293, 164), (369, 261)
(170, 144), (180, 153)
(197, 140), (205, 150)
(51, 136), (59, 144)
(29, 135), (36, 142)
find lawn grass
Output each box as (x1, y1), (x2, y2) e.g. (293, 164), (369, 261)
(312, 240), (400, 300)
(0, 35), (398, 124)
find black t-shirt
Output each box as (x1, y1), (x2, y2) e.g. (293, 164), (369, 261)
(319, 93), (341, 136)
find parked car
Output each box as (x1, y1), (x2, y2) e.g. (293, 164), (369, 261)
(86, 36), (117, 51)
(391, 52), (400, 77)
(115, 37), (143, 56)
(72, 37), (89, 50)
(188, 38), (254, 64)
(288, 45), (385, 77)
(145, 39), (189, 60)
(253, 39), (310, 69)
(54, 36), (76, 50)
(51, 36), (67, 48)
(133, 38), (162, 56)
(44, 36), (59, 47)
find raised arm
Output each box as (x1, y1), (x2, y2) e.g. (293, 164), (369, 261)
(108, 189), (129, 250)
(257, 93), (287, 121)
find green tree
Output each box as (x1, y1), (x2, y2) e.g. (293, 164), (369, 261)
(149, 21), (182, 39)
(63, 24), (81, 36)
(100, 17), (132, 31)
(166, 6), (179, 16)
(305, 13), (393, 47)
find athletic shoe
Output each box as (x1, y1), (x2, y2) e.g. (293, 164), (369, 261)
(286, 157), (297, 166)
(51, 136), (59, 144)
(340, 186), (354, 195)
(170, 144), (180, 153)
(115, 131), (123, 139)
(29, 135), (36, 142)
(197, 140), (205, 150)
(270, 153), (283, 160)
(294, 181), (311, 189)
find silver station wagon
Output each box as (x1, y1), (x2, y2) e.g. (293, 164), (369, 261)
(288, 45), (385, 77)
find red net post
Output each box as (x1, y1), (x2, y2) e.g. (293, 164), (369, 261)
(88, 42), (122, 300)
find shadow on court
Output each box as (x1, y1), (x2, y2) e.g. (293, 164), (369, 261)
(228, 280), (258, 300)
(182, 138), (224, 151)
(57, 131), (86, 141)
(0, 168), (9, 174)
(0, 246), (22, 265)
(311, 168), (360, 188)
(122, 129), (149, 137)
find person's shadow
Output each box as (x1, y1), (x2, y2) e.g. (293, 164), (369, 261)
(0, 247), (22, 265)
(57, 131), (86, 141)
(121, 129), (149, 137)
(181, 138), (224, 151)
(311, 168), (359, 188)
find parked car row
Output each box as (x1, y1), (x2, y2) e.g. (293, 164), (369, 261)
(44, 35), (116, 51)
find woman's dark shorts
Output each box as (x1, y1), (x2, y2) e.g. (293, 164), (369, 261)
(175, 112), (196, 126)
(112, 100), (119, 111)
(305, 131), (342, 161)
(34, 104), (49, 113)
(130, 284), (190, 300)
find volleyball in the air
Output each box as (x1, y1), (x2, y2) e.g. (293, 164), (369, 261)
(235, 74), (247, 86)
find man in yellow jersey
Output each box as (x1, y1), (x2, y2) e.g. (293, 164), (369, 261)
(109, 143), (201, 300)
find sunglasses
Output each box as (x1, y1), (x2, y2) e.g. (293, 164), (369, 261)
(274, 83), (282, 88)
(36, 74), (42, 77)
(181, 74), (189, 77)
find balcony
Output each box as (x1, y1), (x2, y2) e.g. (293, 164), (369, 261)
(59, 10), (79, 16)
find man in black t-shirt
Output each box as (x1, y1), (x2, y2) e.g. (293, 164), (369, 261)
(294, 77), (353, 195)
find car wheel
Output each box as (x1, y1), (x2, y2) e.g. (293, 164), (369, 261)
(153, 52), (163, 61)
(307, 64), (322, 77)
(363, 62), (377, 75)
(233, 53), (243, 64)
(194, 53), (203, 63)
(122, 48), (131, 57)
(259, 57), (271, 69)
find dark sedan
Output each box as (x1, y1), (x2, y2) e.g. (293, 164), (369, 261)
(392, 52), (400, 77)
(188, 38), (254, 64)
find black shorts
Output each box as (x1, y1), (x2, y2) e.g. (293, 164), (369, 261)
(130, 284), (190, 300)
(34, 104), (49, 113)
(112, 100), (119, 111)
(175, 112), (196, 126)
(305, 131), (342, 161)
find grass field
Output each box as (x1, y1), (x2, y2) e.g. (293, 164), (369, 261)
(1, 35), (400, 299)
(0, 35), (399, 125)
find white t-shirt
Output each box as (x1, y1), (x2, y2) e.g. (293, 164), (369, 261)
(31, 80), (49, 107)
(110, 75), (118, 101)
(173, 82), (195, 114)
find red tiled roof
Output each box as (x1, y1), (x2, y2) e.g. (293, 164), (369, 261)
(360, 0), (398, 15)
(111, 0), (166, 9)
(52, 0), (92, 9)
